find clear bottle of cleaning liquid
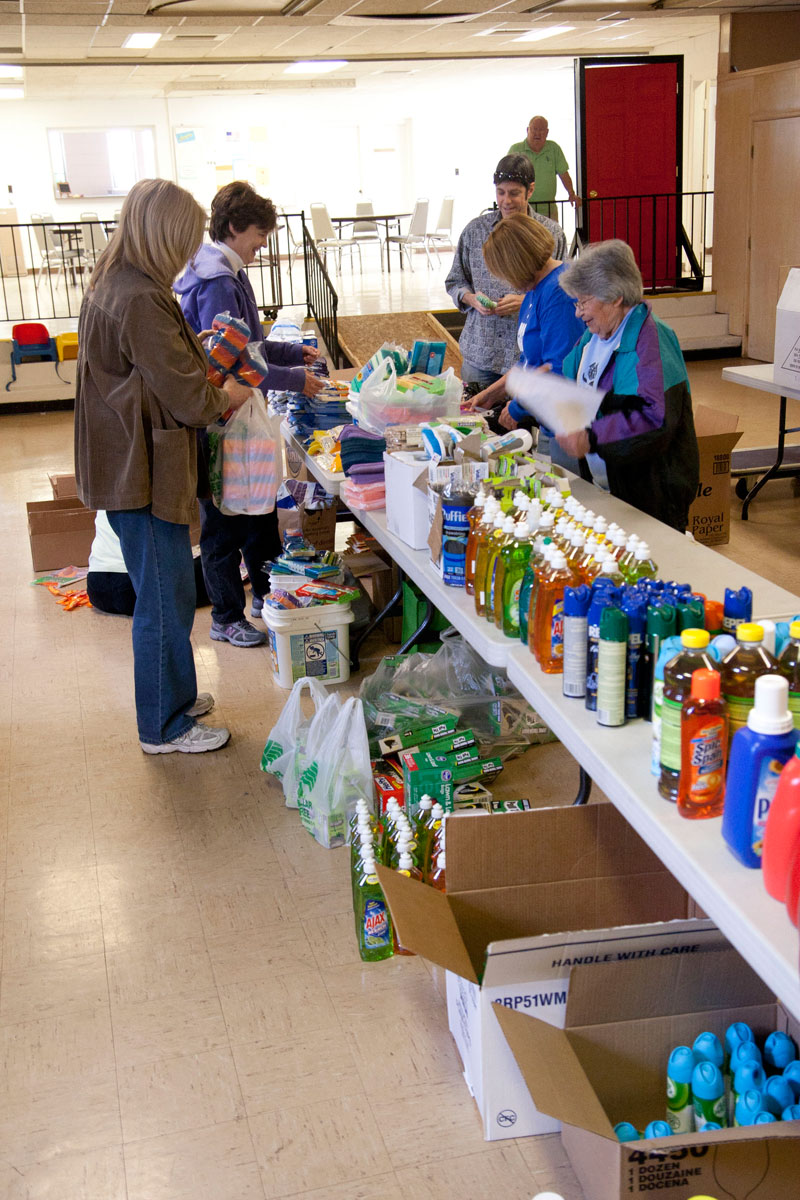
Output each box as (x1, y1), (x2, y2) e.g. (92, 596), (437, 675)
(658, 629), (718, 802)
(526, 539), (558, 655)
(623, 541), (659, 585)
(777, 621), (800, 731)
(430, 851), (447, 892)
(474, 509), (506, 617)
(678, 668), (728, 820)
(486, 513), (517, 624)
(353, 853), (393, 961)
(618, 533), (641, 578)
(464, 489), (490, 596)
(720, 622), (779, 741)
(500, 520), (533, 638)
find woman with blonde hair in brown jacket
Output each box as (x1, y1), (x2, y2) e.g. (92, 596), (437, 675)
(75, 178), (252, 754)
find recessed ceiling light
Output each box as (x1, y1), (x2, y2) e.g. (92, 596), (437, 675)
(513, 25), (575, 43)
(123, 33), (162, 50)
(0, 64), (22, 79)
(0, 86), (24, 99)
(284, 60), (347, 74)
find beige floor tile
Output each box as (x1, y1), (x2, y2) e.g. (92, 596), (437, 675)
(177, 803), (277, 867)
(517, 1132), (586, 1200)
(3, 865), (100, 916)
(4, 816), (96, 883)
(302, 909), (365, 970)
(321, 956), (437, 1024)
(2, 900), (104, 969)
(394, 1143), (540, 1199)
(0, 1145), (126, 1200)
(90, 787), (183, 859)
(101, 891), (206, 952)
(219, 967), (342, 1046)
(118, 1048), (245, 1143)
(346, 1007), (462, 1098)
(233, 1026), (364, 1116)
(371, 1077), (485, 1169)
(207, 920), (318, 983)
(106, 936), (217, 1007)
(283, 865), (355, 921)
(273, 1174), (404, 1200)
(0, 1007), (115, 1087)
(124, 1119), (265, 1200)
(0, 1075), (122, 1171)
(249, 1092), (390, 1199)
(194, 865), (299, 936)
(269, 826), (350, 879)
(111, 992), (230, 1069)
(0, 951), (109, 1024)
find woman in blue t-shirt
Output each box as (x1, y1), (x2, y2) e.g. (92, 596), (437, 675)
(463, 212), (584, 461)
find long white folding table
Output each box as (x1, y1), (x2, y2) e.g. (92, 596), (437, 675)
(722, 362), (800, 519)
(284, 418), (800, 1017)
(362, 476), (800, 1019)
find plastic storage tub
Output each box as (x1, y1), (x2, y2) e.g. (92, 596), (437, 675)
(262, 603), (353, 687)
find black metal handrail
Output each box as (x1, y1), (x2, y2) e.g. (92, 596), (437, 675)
(302, 218), (343, 369)
(573, 190), (713, 293)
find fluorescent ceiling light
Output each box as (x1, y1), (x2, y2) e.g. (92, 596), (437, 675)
(0, 64), (23, 79)
(0, 87), (24, 99)
(471, 27), (499, 37)
(284, 60), (347, 74)
(123, 33), (162, 49)
(514, 25), (575, 43)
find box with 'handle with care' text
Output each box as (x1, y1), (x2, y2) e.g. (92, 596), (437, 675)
(495, 948), (800, 1200)
(376, 803), (724, 1141)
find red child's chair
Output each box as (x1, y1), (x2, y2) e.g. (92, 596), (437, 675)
(7, 322), (59, 388)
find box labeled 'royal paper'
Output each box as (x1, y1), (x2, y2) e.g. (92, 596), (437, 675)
(688, 404), (742, 546)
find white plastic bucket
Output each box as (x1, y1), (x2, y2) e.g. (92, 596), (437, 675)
(262, 603), (353, 688)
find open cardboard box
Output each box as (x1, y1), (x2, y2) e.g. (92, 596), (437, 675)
(495, 948), (800, 1199)
(376, 803), (723, 1140)
(27, 496), (96, 572)
(689, 404), (743, 546)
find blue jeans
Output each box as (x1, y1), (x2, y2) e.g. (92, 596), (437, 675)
(199, 499), (280, 626)
(461, 362), (503, 388)
(107, 508), (197, 746)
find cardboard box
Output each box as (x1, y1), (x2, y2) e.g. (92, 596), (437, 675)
(48, 472), (79, 500)
(774, 266), (800, 390)
(688, 404), (743, 546)
(27, 497), (96, 571)
(495, 949), (800, 1199)
(383, 450), (431, 550)
(376, 804), (716, 1141)
(301, 504), (337, 553)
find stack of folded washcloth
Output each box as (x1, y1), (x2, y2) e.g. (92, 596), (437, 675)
(339, 424), (387, 485)
(286, 377), (350, 444)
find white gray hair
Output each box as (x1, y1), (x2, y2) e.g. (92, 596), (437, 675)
(559, 239), (643, 308)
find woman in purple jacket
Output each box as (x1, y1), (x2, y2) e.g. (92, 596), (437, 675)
(176, 182), (323, 647)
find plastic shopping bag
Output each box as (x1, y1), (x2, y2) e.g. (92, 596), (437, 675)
(260, 676), (331, 808)
(355, 359), (461, 435)
(297, 696), (373, 848)
(207, 388), (279, 516)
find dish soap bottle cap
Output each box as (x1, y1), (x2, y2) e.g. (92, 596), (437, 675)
(747, 673), (793, 735)
(681, 628), (710, 648)
(736, 622), (764, 643)
(691, 668), (720, 701)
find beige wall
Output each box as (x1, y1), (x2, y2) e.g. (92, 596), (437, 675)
(713, 41), (800, 357)
(729, 13), (800, 73)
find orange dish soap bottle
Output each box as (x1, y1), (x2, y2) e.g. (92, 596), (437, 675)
(678, 669), (728, 820)
(534, 549), (577, 673)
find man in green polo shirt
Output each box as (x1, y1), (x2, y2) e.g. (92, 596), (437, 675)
(508, 115), (580, 218)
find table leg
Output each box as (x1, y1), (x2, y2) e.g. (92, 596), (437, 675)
(740, 394), (800, 519)
(573, 766), (593, 806)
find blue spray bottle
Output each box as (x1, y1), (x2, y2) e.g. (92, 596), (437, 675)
(693, 1032), (724, 1070)
(643, 1120), (673, 1139)
(722, 674), (799, 868)
(734, 1089), (765, 1126)
(782, 1103), (800, 1120)
(614, 1121), (641, 1142)
(782, 1059), (800, 1099)
(622, 592), (647, 719)
(764, 1031), (797, 1074)
(562, 584), (592, 699)
(762, 1075), (795, 1115)
(585, 583), (619, 713)
(723, 586), (752, 634)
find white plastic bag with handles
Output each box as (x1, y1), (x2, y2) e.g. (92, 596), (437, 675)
(355, 359), (461, 435)
(207, 387), (279, 516)
(297, 695), (372, 848)
(260, 676), (331, 808)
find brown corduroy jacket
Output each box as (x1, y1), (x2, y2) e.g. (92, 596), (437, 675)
(74, 263), (227, 525)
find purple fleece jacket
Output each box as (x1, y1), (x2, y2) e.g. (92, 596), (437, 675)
(174, 243), (305, 392)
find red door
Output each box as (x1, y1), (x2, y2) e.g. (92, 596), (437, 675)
(579, 58), (682, 289)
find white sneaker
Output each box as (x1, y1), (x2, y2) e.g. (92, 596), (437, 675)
(187, 692), (214, 718)
(141, 722), (231, 755)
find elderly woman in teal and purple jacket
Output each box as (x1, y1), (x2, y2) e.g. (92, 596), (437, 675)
(555, 239), (699, 533)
